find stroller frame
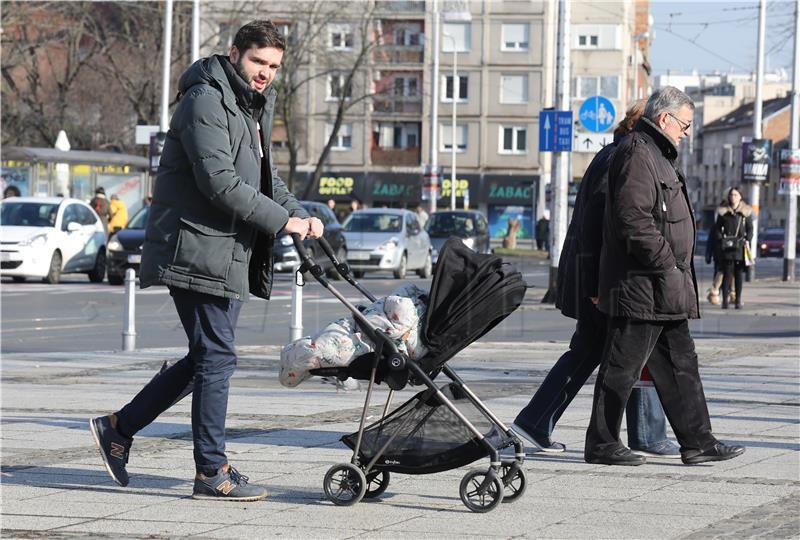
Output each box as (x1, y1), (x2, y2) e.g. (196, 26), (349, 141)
(290, 235), (526, 513)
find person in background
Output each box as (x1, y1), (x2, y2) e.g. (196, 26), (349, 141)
(3, 185), (21, 198)
(108, 194), (129, 233)
(535, 216), (550, 251)
(88, 20), (321, 502)
(415, 204), (429, 228)
(143, 193), (153, 207)
(89, 187), (112, 235)
(513, 100), (679, 458)
(714, 186), (753, 309)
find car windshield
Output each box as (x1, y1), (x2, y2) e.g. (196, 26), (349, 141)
(0, 201), (59, 227)
(343, 213), (402, 233)
(126, 206), (149, 230)
(764, 233), (784, 241)
(425, 213), (475, 238)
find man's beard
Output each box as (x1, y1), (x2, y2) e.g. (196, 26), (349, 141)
(234, 58), (266, 94)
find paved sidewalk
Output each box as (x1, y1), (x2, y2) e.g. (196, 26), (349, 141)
(2, 282), (799, 538)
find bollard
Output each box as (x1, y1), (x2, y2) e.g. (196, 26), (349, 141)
(122, 268), (137, 351)
(290, 269), (304, 342)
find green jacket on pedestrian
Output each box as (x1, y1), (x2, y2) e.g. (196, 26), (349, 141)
(140, 55), (307, 301)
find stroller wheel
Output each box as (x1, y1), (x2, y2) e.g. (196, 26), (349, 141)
(500, 462), (527, 503)
(323, 463), (367, 506)
(363, 470), (390, 499)
(459, 468), (504, 513)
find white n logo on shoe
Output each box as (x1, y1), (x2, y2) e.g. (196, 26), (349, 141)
(109, 442), (126, 460)
(217, 480), (236, 495)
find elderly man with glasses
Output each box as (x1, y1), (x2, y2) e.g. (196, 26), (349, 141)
(584, 86), (746, 466)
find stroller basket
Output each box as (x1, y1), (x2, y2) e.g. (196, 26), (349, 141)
(342, 383), (513, 475)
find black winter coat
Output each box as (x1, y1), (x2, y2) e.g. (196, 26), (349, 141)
(555, 136), (619, 320)
(140, 55), (307, 301)
(598, 117), (700, 321)
(714, 203), (753, 262)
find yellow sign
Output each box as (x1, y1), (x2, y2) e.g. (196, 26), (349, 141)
(319, 176), (355, 196)
(440, 178), (470, 198)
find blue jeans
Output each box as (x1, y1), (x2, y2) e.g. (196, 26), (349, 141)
(116, 287), (243, 476)
(514, 305), (670, 447)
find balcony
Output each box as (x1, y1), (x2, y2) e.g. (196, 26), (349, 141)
(373, 46), (425, 64)
(378, 1), (425, 14)
(371, 147), (421, 167)
(372, 97), (423, 114)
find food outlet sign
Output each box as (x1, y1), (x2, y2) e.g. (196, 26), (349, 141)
(440, 178), (470, 198)
(318, 175), (355, 196)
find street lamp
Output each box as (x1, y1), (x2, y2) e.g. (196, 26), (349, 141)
(442, 32), (458, 211)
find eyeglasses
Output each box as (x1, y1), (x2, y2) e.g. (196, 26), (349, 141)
(667, 112), (692, 134)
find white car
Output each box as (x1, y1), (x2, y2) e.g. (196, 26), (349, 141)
(0, 197), (107, 284)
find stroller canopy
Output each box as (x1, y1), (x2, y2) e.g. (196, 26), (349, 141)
(422, 237), (527, 371)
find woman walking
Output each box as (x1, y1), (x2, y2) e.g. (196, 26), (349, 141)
(714, 187), (753, 309)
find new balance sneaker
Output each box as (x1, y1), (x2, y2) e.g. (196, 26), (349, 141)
(192, 466), (268, 501)
(89, 415), (132, 487)
(511, 422), (566, 453)
(631, 439), (682, 459)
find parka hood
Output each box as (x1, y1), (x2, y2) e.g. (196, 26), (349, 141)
(637, 117), (679, 161)
(177, 55), (272, 111)
(717, 202), (753, 217)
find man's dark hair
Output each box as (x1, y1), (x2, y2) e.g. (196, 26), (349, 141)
(232, 20), (286, 52)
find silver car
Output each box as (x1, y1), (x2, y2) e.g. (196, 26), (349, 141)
(342, 208), (432, 279)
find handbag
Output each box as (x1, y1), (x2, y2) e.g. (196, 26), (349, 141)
(720, 216), (743, 252)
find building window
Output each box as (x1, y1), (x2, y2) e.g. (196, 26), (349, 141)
(573, 24), (621, 50)
(375, 123), (419, 149)
(395, 26), (422, 46)
(442, 22), (470, 52)
(274, 23), (294, 45)
(329, 23), (354, 50)
(393, 76), (418, 97)
(327, 74), (352, 100)
(574, 75), (620, 99)
(500, 74), (528, 104)
(441, 124), (468, 152)
(442, 74), (468, 102)
(499, 125), (527, 154)
(326, 123), (353, 150)
(501, 23), (529, 51)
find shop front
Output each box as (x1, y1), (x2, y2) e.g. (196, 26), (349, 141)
(482, 175), (539, 240)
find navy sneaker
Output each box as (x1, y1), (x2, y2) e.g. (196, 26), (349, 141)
(511, 422), (566, 453)
(192, 466), (268, 501)
(89, 416), (132, 487)
(631, 440), (682, 459)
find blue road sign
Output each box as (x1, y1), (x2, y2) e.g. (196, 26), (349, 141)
(539, 110), (573, 152)
(579, 96), (616, 133)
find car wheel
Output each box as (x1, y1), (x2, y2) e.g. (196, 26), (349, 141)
(108, 274), (124, 286)
(326, 247), (346, 280)
(393, 253), (407, 280)
(11, 276), (25, 283)
(417, 252), (432, 279)
(88, 251), (106, 283)
(45, 250), (62, 284)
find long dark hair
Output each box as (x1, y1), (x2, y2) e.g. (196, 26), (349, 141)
(726, 186), (745, 206)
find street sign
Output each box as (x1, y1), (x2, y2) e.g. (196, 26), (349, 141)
(578, 96), (616, 133)
(573, 131), (613, 153)
(779, 149), (800, 196)
(539, 110), (573, 152)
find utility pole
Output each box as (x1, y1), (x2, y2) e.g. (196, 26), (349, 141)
(191, 0), (200, 63)
(544, 0), (571, 303)
(426, 0), (441, 216)
(783, 0), (799, 281)
(749, 0), (767, 280)
(160, 0), (174, 133)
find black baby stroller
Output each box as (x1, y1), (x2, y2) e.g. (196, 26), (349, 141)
(291, 234), (528, 513)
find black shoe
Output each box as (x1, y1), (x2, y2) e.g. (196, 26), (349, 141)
(682, 442), (746, 464)
(511, 422), (566, 453)
(193, 466), (268, 501)
(89, 416), (132, 487)
(585, 446), (646, 466)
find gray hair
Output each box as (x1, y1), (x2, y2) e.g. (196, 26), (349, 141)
(643, 86), (695, 121)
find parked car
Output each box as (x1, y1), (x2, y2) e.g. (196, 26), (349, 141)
(425, 210), (491, 265)
(106, 206), (149, 285)
(0, 197), (106, 284)
(757, 228), (800, 258)
(273, 201), (347, 278)
(342, 208), (432, 279)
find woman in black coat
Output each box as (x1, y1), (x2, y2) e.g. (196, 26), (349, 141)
(714, 187), (753, 309)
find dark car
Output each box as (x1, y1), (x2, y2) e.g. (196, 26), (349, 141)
(758, 228), (785, 258)
(425, 210), (491, 265)
(273, 201), (347, 278)
(106, 206), (148, 285)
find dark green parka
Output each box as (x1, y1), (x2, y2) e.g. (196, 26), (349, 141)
(140, 55), (307, 301)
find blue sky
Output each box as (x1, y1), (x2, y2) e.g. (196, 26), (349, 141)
(648, 0), (796, 76)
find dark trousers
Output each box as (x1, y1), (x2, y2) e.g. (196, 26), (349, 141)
(116, 287), (242, 476)
(721, 259), (744, 307)
(515, 306), (668, 446)
(585, 318), (716, 456)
